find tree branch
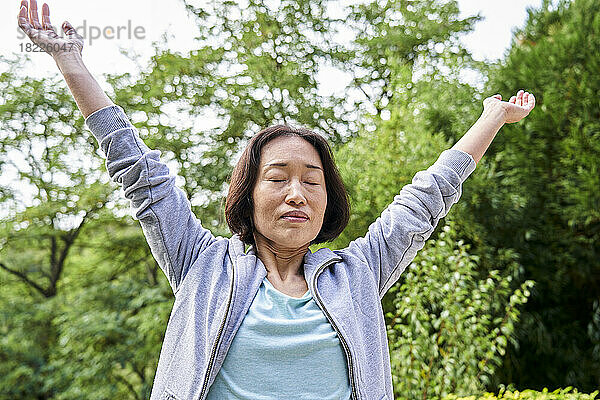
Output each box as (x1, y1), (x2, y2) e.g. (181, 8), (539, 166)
(0, 261), (49, 297)
(132, 363), (146, 384)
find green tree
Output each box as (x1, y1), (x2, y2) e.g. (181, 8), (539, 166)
(0, 61), (104, 398)
(474, 0), (600, 390)
(343, 0), (480, 117)
(0, 59), (167, 399)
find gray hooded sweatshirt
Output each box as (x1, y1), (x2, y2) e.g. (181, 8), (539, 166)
(85, 104), (477, 400)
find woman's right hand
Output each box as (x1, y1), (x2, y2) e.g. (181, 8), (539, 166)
(18, 0), (84, 59)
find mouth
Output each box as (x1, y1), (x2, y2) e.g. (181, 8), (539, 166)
(280, 211), (309, 222)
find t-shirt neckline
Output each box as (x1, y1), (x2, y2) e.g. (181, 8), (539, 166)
(263, 276), (311, 300)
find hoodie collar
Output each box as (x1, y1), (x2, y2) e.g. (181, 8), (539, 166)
(228, 234), (341, 281)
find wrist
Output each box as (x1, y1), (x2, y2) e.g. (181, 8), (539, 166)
(480, 104), (507, 126)
(53, 52), (85, 74)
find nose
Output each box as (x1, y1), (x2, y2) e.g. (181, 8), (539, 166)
(285, 179), (306, 205)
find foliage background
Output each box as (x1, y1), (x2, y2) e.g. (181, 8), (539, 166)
(1, 0), (598, 398)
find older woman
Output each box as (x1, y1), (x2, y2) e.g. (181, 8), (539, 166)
(18, 2), (535, 399)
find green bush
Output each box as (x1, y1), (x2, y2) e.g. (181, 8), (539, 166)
(443, 386), (599, 399)
(386, 219), (534, 399)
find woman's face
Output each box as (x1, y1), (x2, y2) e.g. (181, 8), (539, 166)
(252, 135), (327, 248)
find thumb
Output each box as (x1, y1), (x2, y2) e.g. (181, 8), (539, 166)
(484, 94), (502, 107)
(62, 20), (77, 36)
(62, 20), (84, 44)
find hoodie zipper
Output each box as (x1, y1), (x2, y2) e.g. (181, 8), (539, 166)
(311, 257), (360, 400)
(197, 255), (358, 400)
(198, 253), (236, 400)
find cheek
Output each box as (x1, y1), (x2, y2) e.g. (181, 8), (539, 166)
(253, 187), (280, 220)
(315, 191), (328, 220)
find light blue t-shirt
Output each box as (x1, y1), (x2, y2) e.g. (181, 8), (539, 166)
(206, 276), (352, 400)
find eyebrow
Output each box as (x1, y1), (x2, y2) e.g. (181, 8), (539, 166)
(264, 162), (323, 171)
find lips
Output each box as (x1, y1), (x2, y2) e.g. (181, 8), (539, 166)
(281, 210), (309, 220)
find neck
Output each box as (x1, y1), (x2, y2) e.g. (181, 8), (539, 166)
(253, 231), (310, 282)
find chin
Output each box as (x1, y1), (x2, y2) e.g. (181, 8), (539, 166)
(277, 236), (311, 248)
(270, 231), (316, 248)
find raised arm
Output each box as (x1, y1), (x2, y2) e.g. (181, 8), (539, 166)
(342, 91), (536, 298)
(17, 0), (112, 117)
(452, 91), (536, 164)
(18, 1), (218, 293)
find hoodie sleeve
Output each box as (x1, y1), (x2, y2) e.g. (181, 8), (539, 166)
(341, 148), (476, 299)
(85, 105), (217, 294)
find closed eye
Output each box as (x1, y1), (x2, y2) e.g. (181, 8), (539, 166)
(267, 179), (319, 185)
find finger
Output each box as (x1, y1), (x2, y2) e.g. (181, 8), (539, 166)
(19, 0), (28, 21)
(509, 96), (517, 104)
(493, 94), (502, 100)
(516, 89), (524, 106)
(29, 0), (42, 29)
(527, 93), (536, 109)
(41, 3), (55, 32)
(62, 20), (78, 37)
(18, 2), (34, 35)
(42, 7), (59, 37)
(18, 0), (28, 19)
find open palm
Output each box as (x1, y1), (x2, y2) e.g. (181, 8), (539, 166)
(17, 0), (83, 58)
(484, 90), (536, 124)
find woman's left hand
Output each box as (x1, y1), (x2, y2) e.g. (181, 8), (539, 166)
(483, 90), (536, 124)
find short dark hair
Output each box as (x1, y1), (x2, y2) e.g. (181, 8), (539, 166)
(225, 124), (350, 245)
